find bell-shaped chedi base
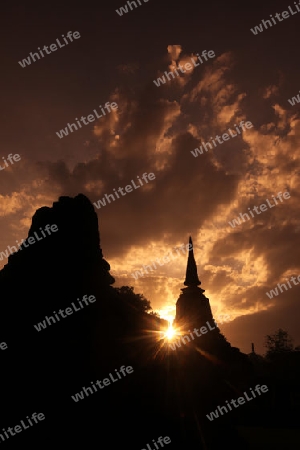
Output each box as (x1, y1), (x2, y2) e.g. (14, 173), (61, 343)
(174, 236), (214, 331)
(175, 285), (215, 331)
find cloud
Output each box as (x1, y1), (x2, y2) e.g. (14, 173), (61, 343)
(2, 45), (300, 355)
(167, 45), (182, 61)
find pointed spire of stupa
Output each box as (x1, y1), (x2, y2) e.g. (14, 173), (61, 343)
(184, 236), (201, 286)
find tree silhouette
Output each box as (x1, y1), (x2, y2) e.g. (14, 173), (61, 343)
(264, 328), (294, 357)
(115, 286), (152, 313)
(149, 311), (160, 318)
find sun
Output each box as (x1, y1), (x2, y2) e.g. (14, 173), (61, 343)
(163, 323), (177, 341)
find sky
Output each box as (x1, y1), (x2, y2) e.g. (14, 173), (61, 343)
(1, 0), (300, 354)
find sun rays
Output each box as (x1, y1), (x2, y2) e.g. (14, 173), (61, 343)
(164, 324), (177, 340)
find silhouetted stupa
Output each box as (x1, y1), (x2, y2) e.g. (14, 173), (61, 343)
(173, 237), (251, 367)
(174, 236), (215, 330)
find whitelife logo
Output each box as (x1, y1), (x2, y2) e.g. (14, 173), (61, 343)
(33, 295), (96, 332)
(288, 90), (300, 106)
(0, 412), (45, 444)
(141, 435), (171, 450)
(266, 275), (300, 299)
(116, 0), (149, 16)
(56, 101), (118, 139)
(191, 121), (253, 157)
(131, 242), (192, 280)
(0, 153), (21, 171)
(206, 385), (269, 421)
(153, 50), (215, 87)
(250, 2), (300, 35)
(169, 320), (217, 350)
(18, 31), (81, 68)
(71, 365), (134, 402)
(0, 224), (58, 262)
(228, 191), (291, 228)
(93, 172), (155, 209)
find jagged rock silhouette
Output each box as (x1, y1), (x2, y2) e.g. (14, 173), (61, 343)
(0, 194), (174, 449)
(2, 194), (115, 284)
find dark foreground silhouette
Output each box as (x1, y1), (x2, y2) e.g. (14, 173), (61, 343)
(0, 194), (299, 449)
